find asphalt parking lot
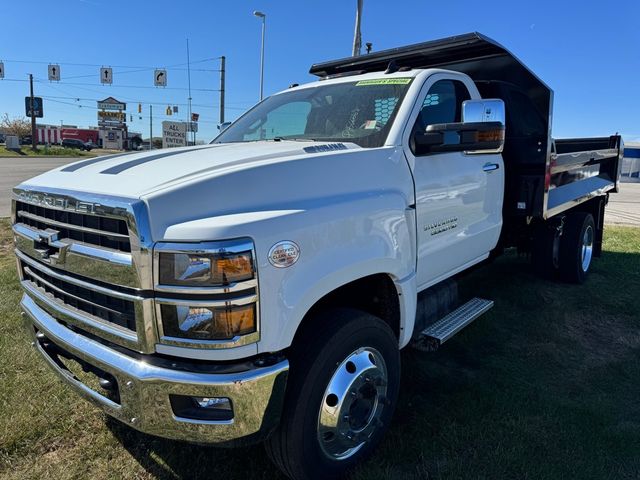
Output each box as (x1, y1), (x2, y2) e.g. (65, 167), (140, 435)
(0, 157), (75, 217)
(605, 182), (640, 226)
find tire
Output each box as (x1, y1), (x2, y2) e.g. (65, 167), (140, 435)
(558, 212), (596, 284)
(265, 309), (400, 480)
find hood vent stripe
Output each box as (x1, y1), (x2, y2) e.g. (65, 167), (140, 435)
(60, 152), (134, 172)
(100, 147), (210, 175)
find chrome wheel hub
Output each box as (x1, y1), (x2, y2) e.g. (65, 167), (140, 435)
(317, 347), (388, 460)
(581, 225), (594, 272)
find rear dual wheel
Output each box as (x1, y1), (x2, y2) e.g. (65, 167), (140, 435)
(531, 212), (596, 284)
(265, 309), (400, 480)
(559, 212), (595, 284)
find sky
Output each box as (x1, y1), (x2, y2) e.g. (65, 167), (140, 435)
(0, 0), (639, 143)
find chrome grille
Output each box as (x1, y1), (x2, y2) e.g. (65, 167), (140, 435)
(13, 187), (157, 354)
(21, 260), (136, 331)
(15, 200), (130, 252)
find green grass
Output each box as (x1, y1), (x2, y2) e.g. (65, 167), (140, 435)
(0, 146), (89, 157)
(0, 219), (639, 479)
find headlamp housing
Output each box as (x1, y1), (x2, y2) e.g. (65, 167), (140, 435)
(153, 240), (259, 349)
(158, 250), (254, 287)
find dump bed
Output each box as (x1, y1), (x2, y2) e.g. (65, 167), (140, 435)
(310, 32), (623, 220)
(546, 136), (623, 218)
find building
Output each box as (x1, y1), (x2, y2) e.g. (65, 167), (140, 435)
(621, 142), (640, 182)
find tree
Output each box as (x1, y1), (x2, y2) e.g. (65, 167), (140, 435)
(1, 113), (31, 138)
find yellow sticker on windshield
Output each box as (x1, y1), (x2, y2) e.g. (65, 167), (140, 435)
(355, 78), (413, 86)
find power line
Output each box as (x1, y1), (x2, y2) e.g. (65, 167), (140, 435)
(1, 76), (222, 93)
(30, 78), (219, 92)
(39, 94), (249, 111)
(1, 56), (222, 70)
(61, 67), (221, 81)
(43, 97), (221, 123)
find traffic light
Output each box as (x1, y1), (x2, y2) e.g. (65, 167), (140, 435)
(166, 106), (172, 116)
(138, 103), (142, 113)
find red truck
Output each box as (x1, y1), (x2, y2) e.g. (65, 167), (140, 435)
(61, 128), (99, 144)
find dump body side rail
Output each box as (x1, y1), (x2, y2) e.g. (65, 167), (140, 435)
(545, 135), (623, 218)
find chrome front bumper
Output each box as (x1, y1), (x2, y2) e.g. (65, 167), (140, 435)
(21, 294), (289, 445)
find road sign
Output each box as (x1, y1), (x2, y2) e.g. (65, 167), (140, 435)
(187, 121), (198, 133)
(191, 112), (199, 122)
(162, 121), (187, 148)
(48, 64), (60, 81)
(154, 69), (167, 87)
(0, 62), (4, 79)
(101, 67), (113, 84)
(25, 97), (43, 118)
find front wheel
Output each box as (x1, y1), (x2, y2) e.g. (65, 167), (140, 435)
(265, 309), (400, 480)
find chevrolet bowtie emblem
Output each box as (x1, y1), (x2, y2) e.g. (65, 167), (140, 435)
(33, 228), (70, 265)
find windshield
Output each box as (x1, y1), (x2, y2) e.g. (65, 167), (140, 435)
(214, 78), (414, 148)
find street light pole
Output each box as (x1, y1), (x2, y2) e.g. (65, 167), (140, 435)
(352, 0), (363, 57)
(149, 104), (153, 150)
(254, 11), (266, 101)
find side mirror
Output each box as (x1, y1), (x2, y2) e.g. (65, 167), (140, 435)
(413, 99), (505, 155)
(462, 99), (505, 124)
(461, 98), (505, 154)
(218, 121), (232, 131)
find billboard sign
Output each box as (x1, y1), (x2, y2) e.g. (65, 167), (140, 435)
(97, 97), (126, 111)
(98, 111), (126, 125)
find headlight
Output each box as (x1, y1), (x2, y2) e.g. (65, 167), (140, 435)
(160, 303), (256, 340)
(159, 250), (254, 287)
(154, 240), (259, 348)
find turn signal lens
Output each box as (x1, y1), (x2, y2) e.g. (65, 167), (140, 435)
(476, 128), (505, 142)
(213, 254), (254, 284)
(161, 303), (256, 340)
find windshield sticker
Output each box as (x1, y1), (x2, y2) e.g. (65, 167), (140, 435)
(355, 78), (412, 86)
(363, 120), (378, 129)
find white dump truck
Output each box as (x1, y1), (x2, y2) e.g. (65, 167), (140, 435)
(12, 33), (622, 479)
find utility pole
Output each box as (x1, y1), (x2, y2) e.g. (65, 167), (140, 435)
(254, 11), (266, 101)
(186, 38), (194, 145)
(352, 0), (363, 57)
(149, 104), (153, 150)
(219, 56), (226, 125)
(29, 74), (37, 151)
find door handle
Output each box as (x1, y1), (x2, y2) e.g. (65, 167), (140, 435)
(483, 162), (500, 172)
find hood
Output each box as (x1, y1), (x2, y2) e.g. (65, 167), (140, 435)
(19, 141), (415, 242)
(20, 142), (362, 199)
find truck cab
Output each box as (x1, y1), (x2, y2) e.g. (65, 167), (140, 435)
(12, 33), (622, 480)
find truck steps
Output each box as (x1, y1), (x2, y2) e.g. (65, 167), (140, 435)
(413, 298), (494, 351)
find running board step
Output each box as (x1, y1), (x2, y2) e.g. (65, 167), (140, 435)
(413, 297), (494, 351)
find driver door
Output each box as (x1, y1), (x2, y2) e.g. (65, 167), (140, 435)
(404, 75), (504, 289)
